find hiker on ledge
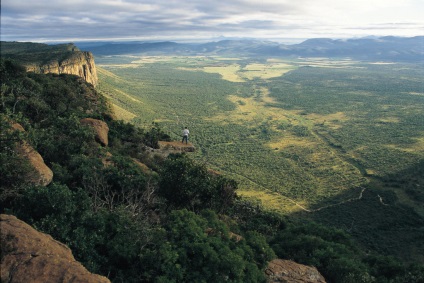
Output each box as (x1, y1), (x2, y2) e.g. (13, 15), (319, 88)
(182, 127), (189, 144)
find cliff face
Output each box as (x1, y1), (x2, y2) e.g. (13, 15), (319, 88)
(25, 51), (98, 87)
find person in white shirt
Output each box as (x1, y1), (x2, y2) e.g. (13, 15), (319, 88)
(182, 127), (189, 144)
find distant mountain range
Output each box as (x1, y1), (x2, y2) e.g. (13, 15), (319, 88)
(76, 36), (424, 62)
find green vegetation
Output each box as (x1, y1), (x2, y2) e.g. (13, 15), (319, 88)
(0, 41), (80, 66)
(95, 54), (424, 263)
(96, 56), (424, 198)
(0, 58), (268, 282)
(1, 45), (424, 282)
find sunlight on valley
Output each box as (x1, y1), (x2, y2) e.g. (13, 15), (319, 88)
(96, 54), (424, 213)
(203, 64), (245, 82)
(110, 103), (137, 121)
(202, 62), (295, 82)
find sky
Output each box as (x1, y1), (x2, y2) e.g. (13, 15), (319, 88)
(1, 0), (423, 44)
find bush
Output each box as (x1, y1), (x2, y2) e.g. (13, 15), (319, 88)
(158, 153), (238, 212)
(139, 209), (267, 283)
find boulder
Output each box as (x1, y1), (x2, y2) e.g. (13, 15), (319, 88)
(0, 214), (110, 283)
(265, 259), (326, 283)
(80, 118), (109, 146)
(12, 123), (53, 186)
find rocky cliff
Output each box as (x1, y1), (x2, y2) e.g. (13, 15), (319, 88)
(25, 51), (98, 87)
(1, 42), (98, 87)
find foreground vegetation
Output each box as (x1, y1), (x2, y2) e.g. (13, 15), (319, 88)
(1, 50), (424, 282)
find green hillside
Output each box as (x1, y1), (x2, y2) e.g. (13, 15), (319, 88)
(1, 43), (424, 282)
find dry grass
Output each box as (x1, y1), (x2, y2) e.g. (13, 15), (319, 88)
(240, 63), (294, 80)
(205, 87), (297, 125)
(268, 137), (317, 150)
(385, 136), (424, 153)
(202, 62), (295, 82)
(97, 67), (127, 82)
(112, 88), (144, 103)
(378, 117), (400, 123)
(110, 103), (137, 121)
(306, 112), (348, 129)
(237, 189), (305, 213)
(203, 64), (245, 82)
(408, 92), (424, 96)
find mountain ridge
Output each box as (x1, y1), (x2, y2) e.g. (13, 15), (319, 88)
(75, 36), (424, 62)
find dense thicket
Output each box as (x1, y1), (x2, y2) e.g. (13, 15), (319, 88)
(1, 58), (423, 282)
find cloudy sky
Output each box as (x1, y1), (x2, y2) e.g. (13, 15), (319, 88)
(1, 0), (423, 43)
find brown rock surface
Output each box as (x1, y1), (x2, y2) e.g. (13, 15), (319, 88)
(25, 51), (98, 87)
(158, 141), (196, 152)
(12, 123), (53, 186)
(265, 259), (326, 283)
(80, 118), (109, 146)
(0, 214), (110, 283)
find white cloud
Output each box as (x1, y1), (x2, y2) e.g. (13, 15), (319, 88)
(1, 0), (423, 42)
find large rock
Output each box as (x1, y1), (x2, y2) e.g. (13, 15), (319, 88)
(25, 51), (98, 87)
(265, 259), (326, 283)
(0, 214), (110, 283)
(80, 118), (109, 146)
(12, 123), (53, 186)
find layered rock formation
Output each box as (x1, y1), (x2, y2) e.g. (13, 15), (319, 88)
(265, 259), (326, 283)
(0, 214), (110, 283)
(25, 51), (98, 87)
(1, 42), (98, 86)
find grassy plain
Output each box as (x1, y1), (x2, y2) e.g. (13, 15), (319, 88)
(96, 55), (423, 209)
(96, 55), (424, 260)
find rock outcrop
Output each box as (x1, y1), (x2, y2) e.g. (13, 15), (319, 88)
(158, 141), (196, 153)
(0, 214), (110, 283)
(265, 259), (326, 283)
(80, 118), (109, 146)
(12, 123), (53, 186)
(1, 42), (98, 86)
(25, 51), (98, 87)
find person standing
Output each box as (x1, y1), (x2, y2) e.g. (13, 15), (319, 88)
(182, 127), (189, 144)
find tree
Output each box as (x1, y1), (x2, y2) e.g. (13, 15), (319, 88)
(139, 209), (267, 283)
(158, 153), (238, 212)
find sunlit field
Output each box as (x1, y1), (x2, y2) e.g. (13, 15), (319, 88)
(96, 55), (424, 214)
